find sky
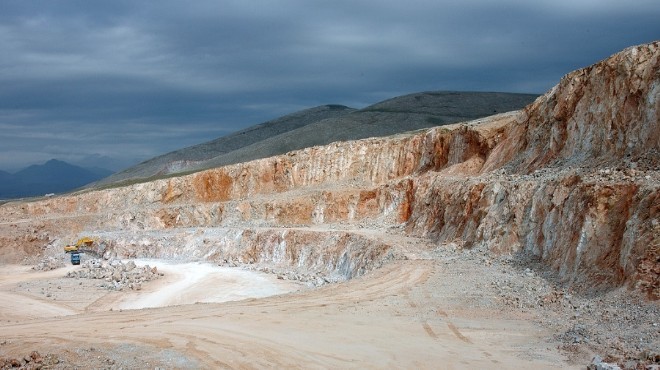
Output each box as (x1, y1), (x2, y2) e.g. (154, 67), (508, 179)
(0, 1), (658, 172)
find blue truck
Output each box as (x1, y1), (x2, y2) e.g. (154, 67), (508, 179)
(70, 251), (81, 265)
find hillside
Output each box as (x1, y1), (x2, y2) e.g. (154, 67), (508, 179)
(94, 104), (356, 187)
(95, 92), (537, 187)
(0, 42), (657, 368)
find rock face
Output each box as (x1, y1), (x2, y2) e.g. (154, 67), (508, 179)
(0, 42), (657, 298)
(486, 43), (659, 173)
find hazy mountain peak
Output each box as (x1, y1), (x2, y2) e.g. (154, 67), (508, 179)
(0, 159), (113, 199)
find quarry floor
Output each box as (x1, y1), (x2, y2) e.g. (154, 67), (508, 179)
(0, 246), (657, 369)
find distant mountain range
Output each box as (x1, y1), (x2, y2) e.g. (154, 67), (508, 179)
(0, 159), (113, 199)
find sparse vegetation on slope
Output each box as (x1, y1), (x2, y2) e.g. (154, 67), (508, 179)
(93, 91), (537, 189)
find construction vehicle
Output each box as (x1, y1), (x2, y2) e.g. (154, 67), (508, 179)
(64, 237), (95, 265)
(63, 237), (95, 253)
(70, 251), (81, 265)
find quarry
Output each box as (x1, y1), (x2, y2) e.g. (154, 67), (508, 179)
(0, 42), (658, 369)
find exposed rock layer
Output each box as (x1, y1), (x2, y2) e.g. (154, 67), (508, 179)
(0, 42), (658, 297)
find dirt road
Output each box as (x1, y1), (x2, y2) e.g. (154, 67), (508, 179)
(0, 256), (578, 369)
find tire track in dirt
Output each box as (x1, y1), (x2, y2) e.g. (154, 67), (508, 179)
(403, 262), (445, 341)
(433, 301), (472, 343)
(421, 322), (439, 339)
(447, 322), (473, 344)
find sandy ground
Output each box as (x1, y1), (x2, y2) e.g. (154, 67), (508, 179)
(0, 253), (585, 369)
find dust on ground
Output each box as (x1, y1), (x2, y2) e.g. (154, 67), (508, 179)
(1, 244), (658, 369)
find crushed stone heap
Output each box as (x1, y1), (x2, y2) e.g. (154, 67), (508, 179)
(66, 259), (163, 291)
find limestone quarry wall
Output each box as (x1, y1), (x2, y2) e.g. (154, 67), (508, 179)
(0, 42), (658, 297)
(404, 173), (657, 294)
(484, 42), (659, 173)
(88, 228), (394, 284)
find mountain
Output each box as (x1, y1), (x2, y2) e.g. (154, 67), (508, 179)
(0, 170), (11, 182)
(0, 159), (114, 199)
(74, 154), (140, 173)
(94, 91), (537, 188)
(93, 104), (356, 187)
(191, 91), (539, 174)
(86, 166), (115, 179)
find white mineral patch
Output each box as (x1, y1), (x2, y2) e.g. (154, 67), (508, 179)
(115, 259), (303, 310)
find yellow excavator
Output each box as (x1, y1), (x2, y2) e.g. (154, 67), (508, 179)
(63, 237), (95, 252)
(64, 237), (95, 265)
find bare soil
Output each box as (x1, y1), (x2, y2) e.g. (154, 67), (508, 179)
(2, 241), (657, 369)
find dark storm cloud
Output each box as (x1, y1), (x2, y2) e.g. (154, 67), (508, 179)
(0, 0), (658, 171)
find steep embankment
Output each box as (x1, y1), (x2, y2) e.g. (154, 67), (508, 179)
(0, 42), (657, 298)
(406, 42), (659, 296)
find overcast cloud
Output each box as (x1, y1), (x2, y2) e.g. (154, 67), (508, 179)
(0, 0), (658, 171)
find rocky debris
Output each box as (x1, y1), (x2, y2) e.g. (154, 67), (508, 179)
(0, 341), (197, 370)
(588, 353), (660, 370)
(588, 355), (622, 370)
(66, 258), (162, 291)
(426, 244), (660, 368)
(0, 351), (59, 370)
(218, 258), (343, 287)
(0, 346), (184, 370)
(258, 264), (343, 287)
(634, 243), (660, 300)
(31, 256), (65, 271)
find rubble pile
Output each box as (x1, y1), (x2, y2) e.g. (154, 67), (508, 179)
(31, 256), (65, 271)
(66, 259), (162, 291)
(255, 264), (344, 287)
(0, 351), (59, 370)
